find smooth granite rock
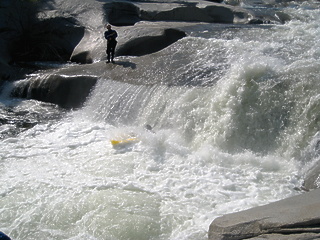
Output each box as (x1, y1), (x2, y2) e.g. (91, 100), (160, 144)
(11, 74), (97, 109)
(116, 28), (186, 57)
(209, 189), (320, 240)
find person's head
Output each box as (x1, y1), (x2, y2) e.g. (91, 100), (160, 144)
(106, 24), (111, 30)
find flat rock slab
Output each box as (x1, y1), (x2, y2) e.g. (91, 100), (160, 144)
(209, 189), (320, 240)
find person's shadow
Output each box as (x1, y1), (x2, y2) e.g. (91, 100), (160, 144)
(114, 61), (136, 69)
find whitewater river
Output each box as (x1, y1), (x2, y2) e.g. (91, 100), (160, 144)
(1, 1), (320, 239)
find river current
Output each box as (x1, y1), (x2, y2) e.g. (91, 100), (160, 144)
(1, 1), (320, 240)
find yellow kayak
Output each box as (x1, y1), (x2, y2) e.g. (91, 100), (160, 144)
(110, 137), (139, 146)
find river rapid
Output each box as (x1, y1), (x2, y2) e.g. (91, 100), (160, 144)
(1, 1), (320, 239)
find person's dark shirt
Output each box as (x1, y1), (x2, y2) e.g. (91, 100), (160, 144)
(104, 30), (117, 42)
(0, 232), (11, 240)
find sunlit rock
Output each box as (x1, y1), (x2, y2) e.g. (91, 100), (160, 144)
(209, 189), (320, 240)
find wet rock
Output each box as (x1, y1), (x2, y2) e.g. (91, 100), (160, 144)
(116, 28), (186, 56)
(70, 51), (93, 64)
(11, 74), (97, 109)
(103, 0), (254, 25)
(275, 11), (292, 23)
(303, 160), (320, 190)
(69, 29), (98, 64)
(140, 4), (253, 24)
(209, 189), (320, 240)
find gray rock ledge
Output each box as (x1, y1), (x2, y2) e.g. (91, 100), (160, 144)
(11, 74), (97, 109)
(209, 189), (320, 240)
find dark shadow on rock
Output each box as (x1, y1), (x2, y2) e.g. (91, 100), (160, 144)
(103, 2), (140, 26)
(140, 5), (237, 23)
(113, 61), (137, 69)
(70, 51), (93, 64)
(0, 0), (55, 81)
(11, 75), (97, 109)
(141, 6), (213, 22)
(0, 0), (86, 83)
(12, 17), (85, 62)
(116, 28), (186, 57)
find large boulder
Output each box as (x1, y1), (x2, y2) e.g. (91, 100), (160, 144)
(0, 0), (85, 63)
(0, 0), (86, 81)
(11, 74), (97, 109)
(0, 0), (36, 82)
(70, 30), (95, 64)
(103, 0), (254, 25)
(209, 189), (320, 240)
(104, 1), (140, 26)
(12, 14), (85, 62)
(140, 3), (253, 24)
(116, 28), (186, 56)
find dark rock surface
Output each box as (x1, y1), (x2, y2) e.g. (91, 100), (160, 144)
(0, 0), (84, 82)
(11, 74), (97, 109)
(139, 4), (253, 24)
(117, 28), (186, 57)
(104, 1), (141, 26)
(12, 16), (85, 62)
(209, 189), (320, 240)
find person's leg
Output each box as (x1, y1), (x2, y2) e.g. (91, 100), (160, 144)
(106, 44), (111, 62)
(111, 42), (117, 63)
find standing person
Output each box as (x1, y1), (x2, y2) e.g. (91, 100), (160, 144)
(104, 24), (118, 63)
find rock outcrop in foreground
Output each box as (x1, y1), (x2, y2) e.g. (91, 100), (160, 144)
(209, 189), (320, 240)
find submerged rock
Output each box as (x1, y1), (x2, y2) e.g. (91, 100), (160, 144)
(209, 189), (320, 240)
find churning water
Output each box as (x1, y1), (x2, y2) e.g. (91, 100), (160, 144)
(1, 2), (320, 239)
